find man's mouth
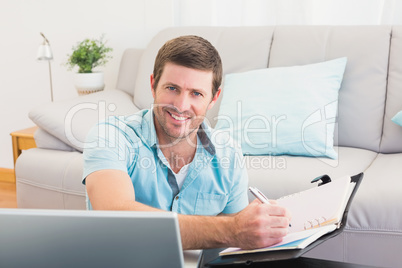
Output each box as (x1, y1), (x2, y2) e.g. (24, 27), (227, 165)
(167, 111), (190, 121)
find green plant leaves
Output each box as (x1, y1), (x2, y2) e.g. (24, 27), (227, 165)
(65, 35), (113, 73)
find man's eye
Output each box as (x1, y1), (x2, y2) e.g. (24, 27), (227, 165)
(167, 86), (176, 91)
(193, 92), (202, 97)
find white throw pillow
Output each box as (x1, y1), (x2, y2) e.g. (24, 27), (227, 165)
(34, 128), (76, 152)
(214, 58), (347, 159)
(29, 89), (139, 152)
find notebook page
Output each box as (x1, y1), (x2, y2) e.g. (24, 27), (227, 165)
(220, 224), (336, 255)
(277, 175), (352, 233)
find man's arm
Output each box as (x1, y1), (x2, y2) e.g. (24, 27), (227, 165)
(86, 169), (291, 250)
(86, 169), (159, 211)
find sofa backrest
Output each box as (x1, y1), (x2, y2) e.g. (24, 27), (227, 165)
(268, 26), (391, 153)
(380, 26), (402, 153)
(122, 26), (402, 153)
(116, 48), (145, 97)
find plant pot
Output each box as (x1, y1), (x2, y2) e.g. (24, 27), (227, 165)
(74, 72), (105, 95)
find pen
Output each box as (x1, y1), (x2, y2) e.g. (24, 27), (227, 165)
(249, 186), (291, 227)
(249, 186), (271, 205)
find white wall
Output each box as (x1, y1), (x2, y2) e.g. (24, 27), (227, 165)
(0, 0), (175, 169)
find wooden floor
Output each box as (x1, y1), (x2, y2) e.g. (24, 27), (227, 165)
(0, 181), (17, 208)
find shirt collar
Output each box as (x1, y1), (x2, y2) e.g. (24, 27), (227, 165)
(141, 109), (158, 148)
(197, 123), (216, 156)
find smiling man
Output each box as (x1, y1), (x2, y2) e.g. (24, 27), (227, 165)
(83, 35), (291, 250)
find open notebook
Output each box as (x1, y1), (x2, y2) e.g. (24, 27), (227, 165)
(220, 175), (356, 256)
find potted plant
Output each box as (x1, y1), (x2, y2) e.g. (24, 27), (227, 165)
(65, 35), (113, 95)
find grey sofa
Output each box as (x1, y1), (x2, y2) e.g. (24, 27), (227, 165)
(17, 26), (402, 267)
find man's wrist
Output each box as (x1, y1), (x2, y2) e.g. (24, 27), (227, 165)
(214, 215), (235, 247)
(207, 214), (238, 248)
(178, 213), (237, 249)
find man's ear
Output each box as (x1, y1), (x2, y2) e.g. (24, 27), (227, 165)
(150, 74), (156, 99)
(207, 87), (222, 110)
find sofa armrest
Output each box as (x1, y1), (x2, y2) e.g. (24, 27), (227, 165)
(116, 48), (145, 97)
(29, 89), (140, 152)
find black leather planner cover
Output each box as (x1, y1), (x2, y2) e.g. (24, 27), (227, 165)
(198, 173), (364, 267)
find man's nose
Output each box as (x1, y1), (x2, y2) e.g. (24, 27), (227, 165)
(173, 92), (191, 112)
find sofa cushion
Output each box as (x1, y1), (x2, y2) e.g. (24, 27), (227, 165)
(215, 57), (347, 158)
(206, 26), (275, 127)
(380, 26), (402, 153)
(29, 89), (139, 152)
(34, 128), (76, 152)
(347, 153), (402, 232)
(115, 48), (144, 97)
(15, 148), (85, 209)
(268, 26), (391, 152)
(246, 146), (378, 201)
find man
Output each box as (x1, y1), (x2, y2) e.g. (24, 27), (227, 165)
(83, 35), (291, 250)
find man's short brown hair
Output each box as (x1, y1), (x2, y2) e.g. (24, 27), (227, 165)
(153, 35), (222, 97)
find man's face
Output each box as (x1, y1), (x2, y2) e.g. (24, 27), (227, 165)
(151, 62), (220, 144)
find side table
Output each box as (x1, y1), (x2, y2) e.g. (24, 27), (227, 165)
(10, 126), (38, 181)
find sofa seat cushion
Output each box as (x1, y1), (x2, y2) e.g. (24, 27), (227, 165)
(347, 153), (402, 232)
(246, 146), (378, 201)
(15, 148), (85, 209)
(306, 153), (402, 268)
(29, 89), (139, 152)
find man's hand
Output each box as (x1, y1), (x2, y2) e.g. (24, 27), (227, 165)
(230, 199), (291, 249)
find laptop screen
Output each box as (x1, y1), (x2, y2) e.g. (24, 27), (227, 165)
(0, 209), (184, 268)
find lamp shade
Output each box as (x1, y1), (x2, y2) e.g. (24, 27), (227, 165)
(37, 44), (53, 61)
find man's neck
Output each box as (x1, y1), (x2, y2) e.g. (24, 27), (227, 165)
(157, 131), (198, 173)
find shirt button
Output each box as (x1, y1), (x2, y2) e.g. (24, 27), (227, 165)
(175, 196), (179, 200)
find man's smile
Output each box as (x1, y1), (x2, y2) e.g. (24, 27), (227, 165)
(166, 110), (191, 123)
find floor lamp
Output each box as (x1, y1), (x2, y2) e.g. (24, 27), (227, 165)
(37, 32), (54, 102)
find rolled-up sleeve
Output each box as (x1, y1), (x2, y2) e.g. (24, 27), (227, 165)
(221, 151), (249, 214)
(82, 117), (135, 185)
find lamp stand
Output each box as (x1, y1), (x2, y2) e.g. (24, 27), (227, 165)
(48, 61), (54, 102)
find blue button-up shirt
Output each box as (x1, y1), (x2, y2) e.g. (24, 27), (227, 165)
(82, 109), (248, 215)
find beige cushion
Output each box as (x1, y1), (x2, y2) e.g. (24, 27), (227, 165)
(347, 153), (402, 231)
(34, 128), (76, 152)
(15, 148), (85, 209)
(247, 146), (378, 200)
(115, 48), (144, 97)
(29, 89), (139, 152)
(380, 26), (402, 153)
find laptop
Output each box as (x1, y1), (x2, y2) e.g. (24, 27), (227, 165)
(0, 209), (184, 268)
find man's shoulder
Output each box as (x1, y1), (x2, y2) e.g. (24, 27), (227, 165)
(89, 109), (151, 144)
(205, 123), (243, 158)
(123, 109), (150, 128)
(105, 109), (150, 133)
(124, 110), (149, 129)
